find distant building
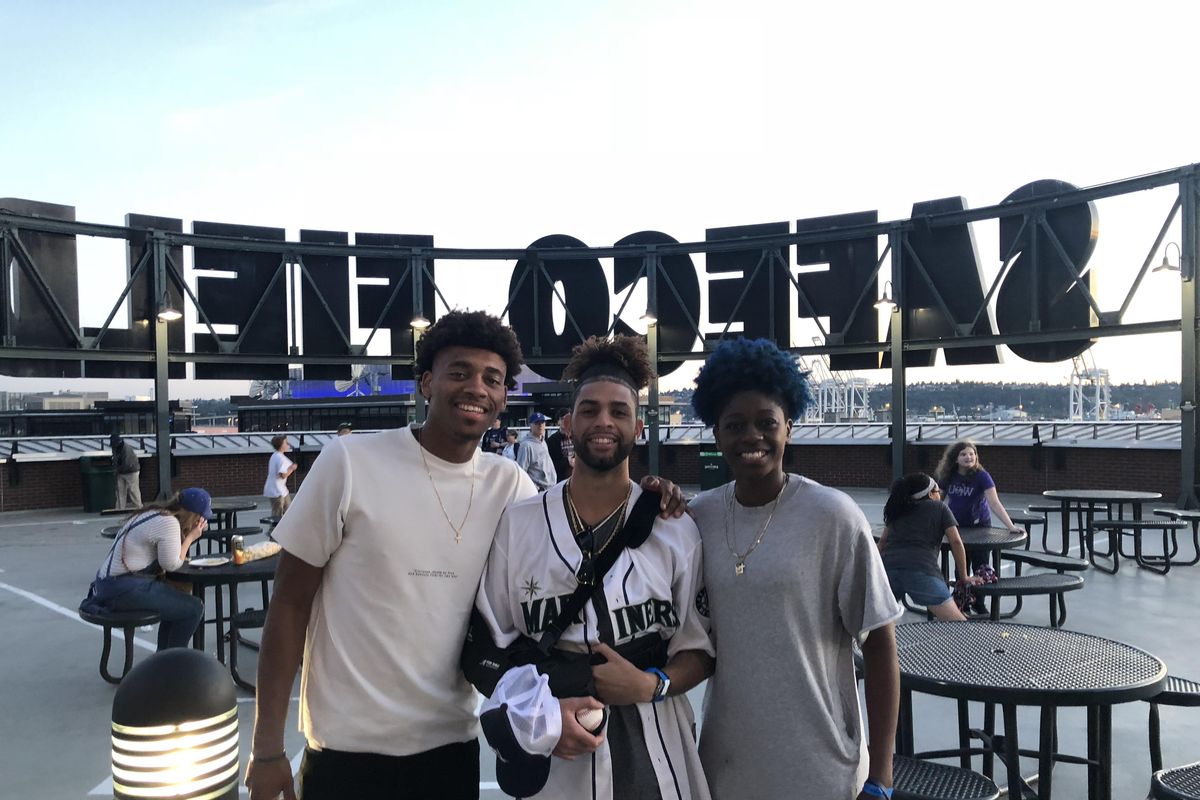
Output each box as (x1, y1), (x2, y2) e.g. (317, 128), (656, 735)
(0, 400), (192, 437)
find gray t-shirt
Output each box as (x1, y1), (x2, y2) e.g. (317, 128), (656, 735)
(691, 475), (903, 800)
(515, 432), (557, 490)
(881, 500), (957, 577)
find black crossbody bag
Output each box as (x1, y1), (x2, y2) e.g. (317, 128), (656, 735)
(535, 489), (659, 653)
(462, 488), (663, 698)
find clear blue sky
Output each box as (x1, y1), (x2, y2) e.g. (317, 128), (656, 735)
(2, 0), (1198, 397)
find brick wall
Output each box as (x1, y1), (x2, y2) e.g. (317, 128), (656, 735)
(0, 442), (1183, 512)
(633, 442), (1180, 498)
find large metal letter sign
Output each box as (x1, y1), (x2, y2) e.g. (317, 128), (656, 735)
(355, 232), (436, 379)
(0, 198), (81, 377)
(996, 180), (1099, 362)
(705, 222), (790, 345)
(298, 229), (352, 381)
(886, 196), (1001, 367)
(508, 234), (610, 379)
(794, 211), (881, 371)
(84, 213), (187, 379)
(192, 221), (288, 379)
(612, 230), (700, 377)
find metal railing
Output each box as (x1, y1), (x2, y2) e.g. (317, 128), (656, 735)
(0, 420), (1180, 462)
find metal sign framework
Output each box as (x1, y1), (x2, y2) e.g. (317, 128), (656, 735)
(1, 164), (1197, 505)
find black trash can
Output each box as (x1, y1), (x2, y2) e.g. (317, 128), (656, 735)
(80, 456), (117, 512)
(698, 449), (729, 491)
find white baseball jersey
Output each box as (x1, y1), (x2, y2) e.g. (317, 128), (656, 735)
(476, 481), (714, 800)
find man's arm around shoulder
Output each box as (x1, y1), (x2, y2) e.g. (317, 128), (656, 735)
(245, 551), (323, 800)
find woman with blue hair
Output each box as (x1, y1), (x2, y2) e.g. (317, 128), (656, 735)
(689, 338), (903, 800)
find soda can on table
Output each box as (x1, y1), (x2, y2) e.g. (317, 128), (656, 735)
(231, 535), (245, 565)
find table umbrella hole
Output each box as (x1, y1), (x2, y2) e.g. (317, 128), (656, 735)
(992, 647), (1006, 654)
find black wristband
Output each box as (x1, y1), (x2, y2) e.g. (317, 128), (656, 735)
(251, 752), (288, 764)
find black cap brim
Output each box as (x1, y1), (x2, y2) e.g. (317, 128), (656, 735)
(480, 705), (552, 797)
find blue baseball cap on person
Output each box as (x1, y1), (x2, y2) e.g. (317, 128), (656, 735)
(529, 412), (548, 424)
(178, 487), (214, 520)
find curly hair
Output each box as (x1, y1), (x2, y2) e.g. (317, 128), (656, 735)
(563, 335), (656, 391)
(935, 439), (983, 486)
(414, 310), (524, 389)
(691, 338), (812, 426)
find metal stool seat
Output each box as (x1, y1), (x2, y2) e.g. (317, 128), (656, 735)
(1008, 509), (1046, 552)
(1090, 519), (1187, 575)
(1153, 508), (1200, 566)
(1152, 761), (1200, 799)
(1027, 503), (1071, 553)
(971, 573), (1084, 627)
(1149, 675), (1200, 772)
(79, 607), (160, 684)
(892, 755), (999, 800)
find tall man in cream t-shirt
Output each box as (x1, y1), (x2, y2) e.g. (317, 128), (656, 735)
(246, 311), (686, 800)
(246, 311), (537, 800)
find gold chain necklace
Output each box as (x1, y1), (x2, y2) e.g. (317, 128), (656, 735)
(724, 474), (790, 576)
(565, 481), (632, 556)
(416, 426), (476, 544)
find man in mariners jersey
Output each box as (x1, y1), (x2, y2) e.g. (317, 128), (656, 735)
(466, 335), (715, 800)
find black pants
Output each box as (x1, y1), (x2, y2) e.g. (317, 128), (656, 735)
(298, 739), (480, 800)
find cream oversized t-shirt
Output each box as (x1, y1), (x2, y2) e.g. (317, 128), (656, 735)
(273, 426), (537, 755)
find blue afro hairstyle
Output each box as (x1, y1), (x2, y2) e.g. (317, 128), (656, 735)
(691, 338), (812, 426)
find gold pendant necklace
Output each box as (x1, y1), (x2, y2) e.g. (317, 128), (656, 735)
(724, 475), (789, 576)
(417, 426), (476, 544)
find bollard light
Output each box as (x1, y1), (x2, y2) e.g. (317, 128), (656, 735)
(111, 649), (239, 800)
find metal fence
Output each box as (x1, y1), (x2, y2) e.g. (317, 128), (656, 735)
(0, 420), (1180, 462)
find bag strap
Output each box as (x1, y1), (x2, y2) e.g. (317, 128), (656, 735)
(536, 488), (660, 654)
(96, 512), (160, 581)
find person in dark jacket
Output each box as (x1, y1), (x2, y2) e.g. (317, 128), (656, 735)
(111, 434), (141, 510)
(545, 410), (574, 480)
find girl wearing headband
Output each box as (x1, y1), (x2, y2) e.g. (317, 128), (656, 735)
(878, 473), (983, 621)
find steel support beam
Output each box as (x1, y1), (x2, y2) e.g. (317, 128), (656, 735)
(889, 230), (906, 481)
(152, 236), (173, 499)
(645, 253), (660, 477)
(1180, 178), (1199, 508)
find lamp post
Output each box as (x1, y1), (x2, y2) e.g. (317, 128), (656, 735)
(886, 233), (906, 481)
(642, 252), (660, 476)
(151, 234), (178, 500)
(110, 649), (239, 800)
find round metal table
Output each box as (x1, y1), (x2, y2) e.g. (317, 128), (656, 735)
(1042, 489), (1161, 559)
(895, 621), (1166, 800)
(167, 553), (278, 688)
(209, 500), (258, 530)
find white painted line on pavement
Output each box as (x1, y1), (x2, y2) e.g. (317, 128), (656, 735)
(0, 580), (156, 651)
(0, 517), (98, 528)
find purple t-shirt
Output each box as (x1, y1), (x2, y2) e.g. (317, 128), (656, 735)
(941, 468), (995, 527)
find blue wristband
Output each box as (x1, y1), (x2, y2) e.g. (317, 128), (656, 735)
(644, 667), (669, 702)
(862, 779), (893, 798)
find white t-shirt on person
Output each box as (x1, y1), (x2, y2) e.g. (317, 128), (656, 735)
(102, 511), (187, 576)
(263, 451), (293, 498)
(272, 425), (537, 757)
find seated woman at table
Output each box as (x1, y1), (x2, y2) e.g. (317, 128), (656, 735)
(878, 473), (983, 621)
(86, 488), (214, 650)
(689, 338), (904, 800)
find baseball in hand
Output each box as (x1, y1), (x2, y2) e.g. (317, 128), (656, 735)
(575, 707), (605, 734)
